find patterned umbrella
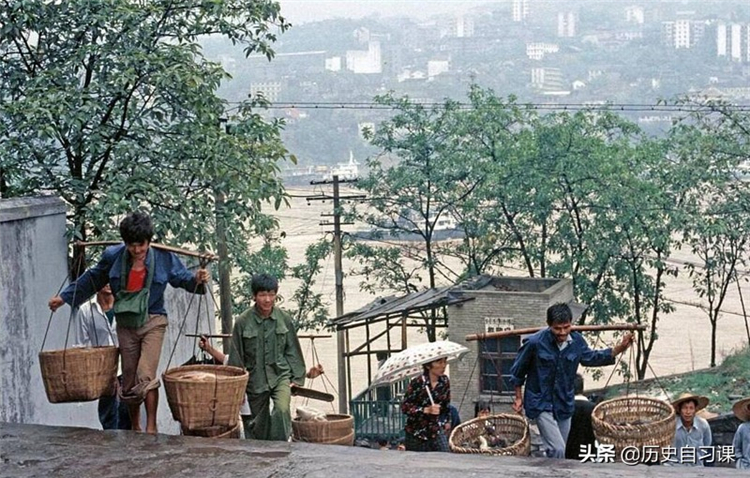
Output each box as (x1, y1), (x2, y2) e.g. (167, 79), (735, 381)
(369, 340), (469, 389)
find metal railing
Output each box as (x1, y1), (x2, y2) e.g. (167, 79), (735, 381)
(350, 380), (409, 443)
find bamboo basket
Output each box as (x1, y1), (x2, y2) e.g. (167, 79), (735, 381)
(162, 365), (248, 431)
(182, 422), (242, 439)
(39, 346), (119, 403)
(291, 414), (354, 446)
(449, 414), (530, 456)
(591, 396), (676, 462)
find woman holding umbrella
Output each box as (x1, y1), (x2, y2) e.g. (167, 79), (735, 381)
(401, 356), (451, 452)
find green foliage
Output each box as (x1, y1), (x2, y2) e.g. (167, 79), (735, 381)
(354, 86), (750, 376)
(345, 240), (423, 295)
(0, 0), (291, 242)
(606, 346), (750, 413)
(288, 238), (334, 331)
(669, 99), (750, 367)
(0, 0), (331, 330)
(353, 93), (466, 289)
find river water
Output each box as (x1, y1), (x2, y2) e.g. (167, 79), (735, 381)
(248, 186), (750, 412)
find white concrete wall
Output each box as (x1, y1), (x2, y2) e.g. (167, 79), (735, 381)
(0, 197), (213, 434)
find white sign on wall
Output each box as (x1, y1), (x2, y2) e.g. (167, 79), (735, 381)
(484, 317), (514, 333)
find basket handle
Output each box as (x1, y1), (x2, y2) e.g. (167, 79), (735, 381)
(40, 272), (74, 353)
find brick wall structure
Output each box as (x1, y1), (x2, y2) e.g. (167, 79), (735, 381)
(447, 276), (574, 422)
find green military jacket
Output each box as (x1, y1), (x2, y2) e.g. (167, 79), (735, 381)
(228, 306), (306, 395)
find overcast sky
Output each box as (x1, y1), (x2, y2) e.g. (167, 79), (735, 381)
(278, 1), (500, 23)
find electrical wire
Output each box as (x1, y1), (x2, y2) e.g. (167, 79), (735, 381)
(224, 100), (750, 113)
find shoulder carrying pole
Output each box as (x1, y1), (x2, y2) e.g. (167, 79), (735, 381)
(465, 323), (646, 342)
(74, 240), (219, 263)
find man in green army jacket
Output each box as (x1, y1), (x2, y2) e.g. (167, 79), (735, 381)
(228, 273), (309, 441)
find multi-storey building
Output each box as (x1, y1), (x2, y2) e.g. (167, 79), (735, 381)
(455, 15), (475, 38)
(557, 12), (576, 37)
(625, 6), (645, 25)
(662, 18), (706, 49)
(248, 81), (282, 103)
(526, 42), (560, 61)
(512, 0), (529, 22)
(717, 22), (750, 63)
(346, 41), (382, 74)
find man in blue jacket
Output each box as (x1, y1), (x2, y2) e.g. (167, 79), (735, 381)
(510, 303), (633, 458)
(49, 211), (209, 434)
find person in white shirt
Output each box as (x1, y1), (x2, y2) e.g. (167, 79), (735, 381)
(74, 284), (130, 430)
(732, 397), (750, 469)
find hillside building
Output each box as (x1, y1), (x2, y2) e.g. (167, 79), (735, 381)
(717, 22), (750, 63)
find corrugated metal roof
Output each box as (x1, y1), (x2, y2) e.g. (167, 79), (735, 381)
(328, 285), (474, 330)
(328, 275), (587, 329)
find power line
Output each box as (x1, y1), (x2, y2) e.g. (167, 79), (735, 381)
(224, 100), (750, 113)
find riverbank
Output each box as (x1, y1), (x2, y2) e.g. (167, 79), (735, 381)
(275, 186), (750, 411)
(595, 345), (750, 414)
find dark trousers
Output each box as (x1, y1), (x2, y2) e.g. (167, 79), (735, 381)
(241, 414), (254, 439)
(404, 431), (449, 452)
(98, 392), (131, 430)
(248, 381), (292, 441)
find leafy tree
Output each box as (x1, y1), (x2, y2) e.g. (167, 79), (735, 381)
(352, 93), (468, 341)
(672, 100), (750, 367)
(345, 241), (423, 296)
(441, 86), (534, 278)
(288, 238), (334, 331)
(600, 137), (681, 379)
(459, 91), (678, 378)
(1, 0), (289, 247)
(0, 1), (331, 331)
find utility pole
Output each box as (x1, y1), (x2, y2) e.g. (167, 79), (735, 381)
(307, 175), (365, 414)
(215, 189), (233, 353)
(216, 120), (233, 352)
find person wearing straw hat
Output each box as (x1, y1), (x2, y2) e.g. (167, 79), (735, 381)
(401, 357), (451, 452)
(48, 211), (210, 434)
(668, 392), (713, 466)
(732, 397), (750, 469)
(509, 303), (633, 459)
(227, 273), (308, 441)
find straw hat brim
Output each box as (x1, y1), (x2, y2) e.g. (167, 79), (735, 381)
(733, 397), (750, 422)
(696, 409), (718, 420)
(672, 393), (709, 412)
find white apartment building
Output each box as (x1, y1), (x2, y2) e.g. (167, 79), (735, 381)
(512, 0), (529, 22)
(531, 67), (569, 95)
(662, 19), (706, 49)
(456, 15), (475, 38)
(674, 19), (691, 48)
(625, 6), (645, 25)
(526, 42), (560, 61)
(427, 60), (450, 78)
(325, 56), (342, 72)
(717, 22), (750, 63)
(346, 41), (382, 74)
(557, 12), (576, 37)
(249, 82), (282, 103)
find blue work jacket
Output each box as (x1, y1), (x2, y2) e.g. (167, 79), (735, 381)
(509, 328), (614, 420)
(60, 244), (204, 316)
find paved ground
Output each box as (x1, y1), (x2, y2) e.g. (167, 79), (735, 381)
(0, 422), (742, 478)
